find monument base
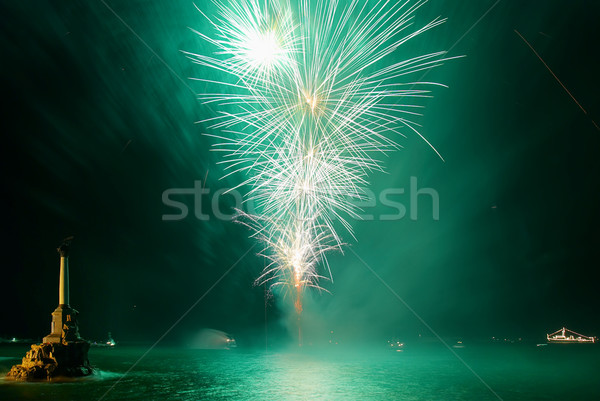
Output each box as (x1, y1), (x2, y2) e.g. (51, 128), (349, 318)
(42, 305), (81, 344)
(6, 341), (93, 381)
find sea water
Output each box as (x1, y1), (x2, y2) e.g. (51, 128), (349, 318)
(1, 343), (599, 400)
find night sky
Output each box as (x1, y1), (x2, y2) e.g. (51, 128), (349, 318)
(2, 1), (599, 347)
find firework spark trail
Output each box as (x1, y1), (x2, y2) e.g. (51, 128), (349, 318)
(188, 0), (451, 311)
(514, 29), (600, 132)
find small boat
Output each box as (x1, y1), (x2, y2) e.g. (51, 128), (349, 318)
(547, 327), (595, 343)
(225, 335), (237, 348)
(91, 332), (116, 347)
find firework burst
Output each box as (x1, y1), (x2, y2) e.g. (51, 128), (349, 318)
(187, 0), (452, 311)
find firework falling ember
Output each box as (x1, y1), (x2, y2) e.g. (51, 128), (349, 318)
(187, 0), (451, 312)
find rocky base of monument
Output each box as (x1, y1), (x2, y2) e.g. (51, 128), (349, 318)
(6, 341), (94, 381)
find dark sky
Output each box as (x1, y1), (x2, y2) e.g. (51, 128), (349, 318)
(1, 0), (599, 347)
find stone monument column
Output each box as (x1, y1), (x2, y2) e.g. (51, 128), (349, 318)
(43, 237), (80, 344)
(8, 236), (93, 380)
(58, 242), (69, 307)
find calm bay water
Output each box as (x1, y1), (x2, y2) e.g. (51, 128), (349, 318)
(1, 343), (599, 400)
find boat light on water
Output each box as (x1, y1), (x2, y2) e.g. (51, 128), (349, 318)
(547, 327), (596, 343)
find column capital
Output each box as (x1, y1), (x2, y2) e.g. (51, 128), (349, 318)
(57, 236), (73, 257)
